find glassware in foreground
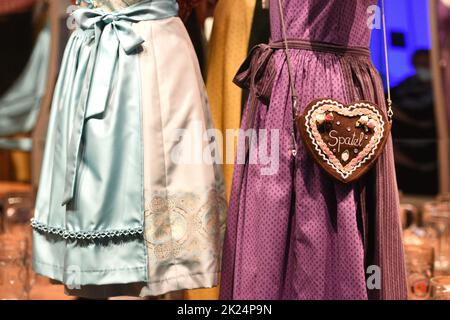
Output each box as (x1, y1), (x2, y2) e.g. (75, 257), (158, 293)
(423, 201), (450, 275)
(404, 244), (435, 300)
(430, 276), (450, 300)
(0, 235), (29, 300)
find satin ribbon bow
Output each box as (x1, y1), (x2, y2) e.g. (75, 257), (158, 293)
(73, 8), (146, 55)
(62, 0), (178, 206)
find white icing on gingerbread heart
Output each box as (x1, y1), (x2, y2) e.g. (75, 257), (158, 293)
(299, 99), (390, 183)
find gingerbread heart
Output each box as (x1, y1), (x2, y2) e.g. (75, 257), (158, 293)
(298, 99), (391, 183)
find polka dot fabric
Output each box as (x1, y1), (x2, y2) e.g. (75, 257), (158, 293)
(220, 0), (408, 300)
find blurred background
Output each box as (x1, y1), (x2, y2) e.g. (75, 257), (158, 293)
(0, 0), (450, 300)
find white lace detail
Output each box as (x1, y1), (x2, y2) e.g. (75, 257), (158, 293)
(144, 189), (227, 261)
(31, 219), (143, 240)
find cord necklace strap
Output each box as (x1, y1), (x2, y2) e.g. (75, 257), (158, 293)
(277, 0), (393, 122)
(381, 0), (393, 121)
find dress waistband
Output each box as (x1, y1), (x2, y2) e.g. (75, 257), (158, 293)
(233, 39), (374, 142)
(269, 39), (371, 57)
(233, 40), (372, 109)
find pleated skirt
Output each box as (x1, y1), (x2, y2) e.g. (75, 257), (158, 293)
(220, 48), (407, 300)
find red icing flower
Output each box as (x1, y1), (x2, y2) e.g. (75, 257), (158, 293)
(367, 119), (377, 130)
(325, 113), (334, 122)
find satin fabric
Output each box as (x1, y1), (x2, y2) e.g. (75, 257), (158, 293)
(62, 0), (180, 206)
(33, 0), (225, 296)
(0, 137), (32, 151)
(0, 26), (50, 150)
(0, 26), (50, 183)
(33, 4), (156, 287)
(137, 17), (226, 297)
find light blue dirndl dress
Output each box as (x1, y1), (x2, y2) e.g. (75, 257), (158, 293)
(32, 0), (226, 298)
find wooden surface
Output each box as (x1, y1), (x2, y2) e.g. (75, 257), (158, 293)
(430, 0), (450, 193)
(0, 152), (15, 181)
(29, 281), (75, 300)
(0, 182), (32, 196)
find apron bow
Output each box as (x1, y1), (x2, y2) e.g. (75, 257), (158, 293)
(62, 0), (178, 206)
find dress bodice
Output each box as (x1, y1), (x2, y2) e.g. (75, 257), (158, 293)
(77, 0), (174, 11)
(270, 0), (377, 47)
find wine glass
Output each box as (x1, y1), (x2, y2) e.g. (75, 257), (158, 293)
(0, 235), (29, 300)
(404, 244), (435, 300)
(0, 192), (34, 296)
(423, 201), (450, 275)
(430, 276), (450, 300)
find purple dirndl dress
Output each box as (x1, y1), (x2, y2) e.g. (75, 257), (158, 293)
(220, 0), (407, 300)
